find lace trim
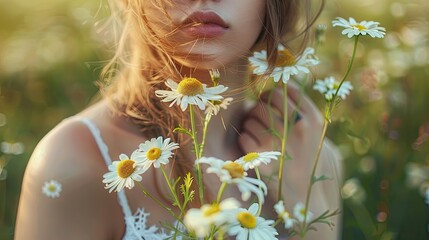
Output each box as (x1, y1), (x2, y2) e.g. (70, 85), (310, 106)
(123, 208), (183, 240)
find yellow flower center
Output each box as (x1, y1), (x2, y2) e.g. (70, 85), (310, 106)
(276, 48), (296, 67)
(117, 159), (136, 178)
(352, 24), (367, 31)
(300, 208), (307, 216)
(146, 147), (162, 161)
(333, 82), (340, 90)
(203, 203), (220, 217)
(280, 210), (290, 218)
(177, 77), (204, 96)
(48, 185), (57, 192)
(243, 152), (259, 162)
(237, 212), (257, 229)
(222, 162), (244, 178)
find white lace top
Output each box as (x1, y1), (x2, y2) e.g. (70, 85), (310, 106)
(79, 118), (181, 240)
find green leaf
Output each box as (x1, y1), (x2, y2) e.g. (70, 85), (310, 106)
(312, 175), (331, 184)
(173, 126), (192, 136)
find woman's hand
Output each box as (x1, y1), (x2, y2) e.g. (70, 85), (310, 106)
(237, 82), (342, 239)
(238, 82), (324, 178)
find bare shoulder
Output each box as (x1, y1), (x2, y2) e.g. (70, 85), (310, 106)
(29, 117), (105, 175)
(15, 117), (123, 240)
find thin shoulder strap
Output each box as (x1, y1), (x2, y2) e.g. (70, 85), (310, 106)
(77, 117), (134, 218)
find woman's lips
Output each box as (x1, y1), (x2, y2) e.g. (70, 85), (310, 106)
(181, 11), (228, 38)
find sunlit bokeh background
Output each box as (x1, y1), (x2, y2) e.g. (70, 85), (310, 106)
(1, 0), (428, 239)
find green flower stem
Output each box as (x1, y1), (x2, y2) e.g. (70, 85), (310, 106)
(199, 112), (212, 156)
(255, 167), (263, 216)
(299, 36), (359, 238)
(329, 35), (359, 117)
(136, 182), (178, 220)
(301, 118), (329, 234)
(160, 166), (182, 211)
(189, 105), (205, 204)
(272, 217), (283, 227)
(277, 83), (289, 201)
(216, 182), (227, 203)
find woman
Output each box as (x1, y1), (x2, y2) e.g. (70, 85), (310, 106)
(15, 0), (342, 239)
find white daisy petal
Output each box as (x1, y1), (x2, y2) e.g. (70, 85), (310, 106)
(274, 200), (294, 229)
(235, 151), (280, 170)
(293, 202), (314, 223)
(205, 97), (234, 116)
(332, 17), (386, 38)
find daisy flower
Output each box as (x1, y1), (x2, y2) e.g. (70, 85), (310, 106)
(228, 203), (278, 240)
(293, 202), (313, 223)
(102, 151), (146, 193)
(274, 200), (294, 229)
(155, 77), (228, 111)
(332, 17), (386, 38)
(313, 76), (353, 101)
(249, 45), (319, 84)
(199, 157), (267, 203)
(137, 136), (179, 171)
(235, 151), (281, 170)
(205, 97), (234, 116)
(184, 198), (240, 238)
(42, 180), (62, 198)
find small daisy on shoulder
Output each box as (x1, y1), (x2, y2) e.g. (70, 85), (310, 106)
(42, 179), (62, 198)
(332, 17), (386, 38)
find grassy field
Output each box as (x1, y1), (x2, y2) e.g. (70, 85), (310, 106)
(1, 0), (428, 239)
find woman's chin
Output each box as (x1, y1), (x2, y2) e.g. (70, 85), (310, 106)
(172, 53), (241, 71)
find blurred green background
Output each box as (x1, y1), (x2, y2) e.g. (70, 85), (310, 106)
(0, 0), (428, 239)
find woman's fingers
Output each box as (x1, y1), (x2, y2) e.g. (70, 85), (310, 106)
(238, 115), (280, 153)
(287, 82), (323, 122)
(238, 81), (325, 154)
(259, 88), (302, 123)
